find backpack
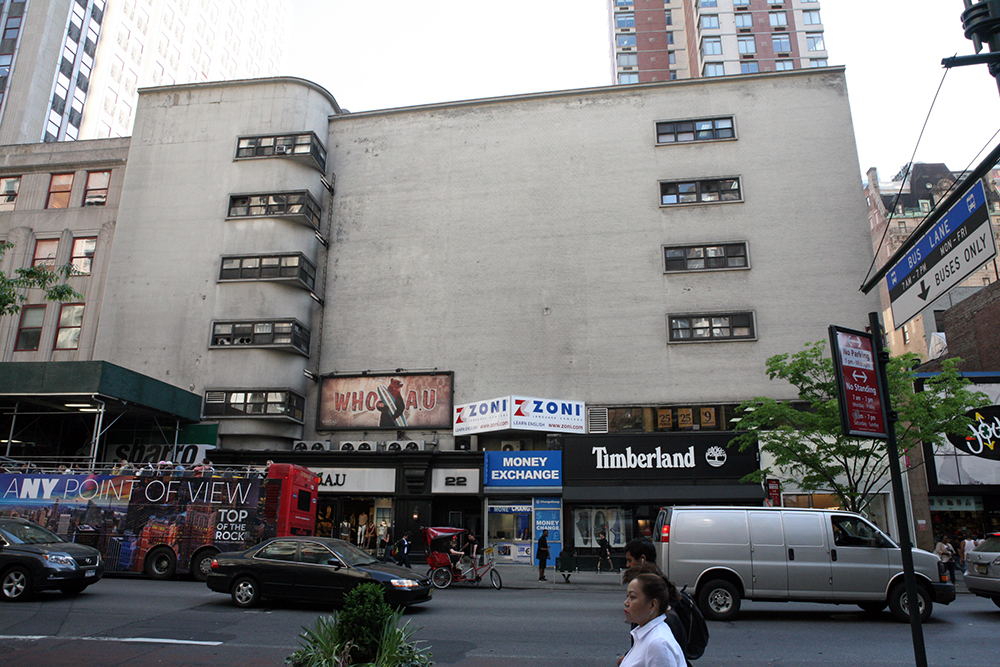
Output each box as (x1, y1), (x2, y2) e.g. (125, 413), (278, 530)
(674, 588), (709, 661)
(390, 539), (404, 561)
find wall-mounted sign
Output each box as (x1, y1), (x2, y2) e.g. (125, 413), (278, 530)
(829, 326), (888, 439)
(454, 395), (585, 435)
(947, 405), (1000, 460)
(924, 382), (1000, 489)
(310, 468), (395, 493)
(431, 468), (481, 494)
(317, 372), (453, 430)
(483, 451), (562, 487)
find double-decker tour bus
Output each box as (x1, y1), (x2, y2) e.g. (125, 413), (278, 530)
(0, 463), (318, 581)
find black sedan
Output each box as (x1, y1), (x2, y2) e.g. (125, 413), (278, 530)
(0, 517), (103, 601)
(206, 536), (433, 609)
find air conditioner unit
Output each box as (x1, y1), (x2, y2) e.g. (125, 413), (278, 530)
(500, 441), (522, 452)
(337, 441), (374, 451)
(386, 440), (427, 452)
(293, 440), (331, 451)
(275, 145), (288, 154)
(356, 441), (373, 451)
(455, 440), (471, 451)
(587, 408), (609, 434)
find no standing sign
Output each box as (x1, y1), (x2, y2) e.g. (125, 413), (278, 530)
(829, 326), (889, 439)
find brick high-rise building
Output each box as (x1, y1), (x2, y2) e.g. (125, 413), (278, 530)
(610, 0), (828, 84)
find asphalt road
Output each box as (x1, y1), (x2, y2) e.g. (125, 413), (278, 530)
(0, 574), (998, 667)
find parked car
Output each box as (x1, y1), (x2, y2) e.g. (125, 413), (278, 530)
(964, 532), (1000, 607)
(206, 536), (433, 609)
(653, 506), (955, 622)
(0, 517), (104, 601)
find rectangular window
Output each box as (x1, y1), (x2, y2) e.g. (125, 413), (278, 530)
(656, 117), (734, 144)
(33, 239), (59, 268)
(810, 58), (828, 67)
(660, 177), (741, 205)
(769, 12), (788, 27)
(701, 15), (720, 29)
(203, 389), (305, 422)
(227, 190), (322, 229)
(738, 36), (756, 54)
(617, 33), (636, 47)
(807, 33), (825, 51)
(235, 132), (327, 172)
(616, 12), (634, 29)
(803, 10), (821, 25)
(664, 10), (672, 26)
(46, 173), (74, 209)
(70, 237), (97, 274)
(740, 61), (759, 74)
(616, 0), (633, 6)
(733, 0), (750, 5)
(664, 243), (748, 273)
(619, 72), (639, 84)
(735, 13), (752, 29)
(772, 35), (791, 52)
(618, 53), (638, 67)
(14, 305), (45, 351)
(668, 51), (676, 64)
(700, 0), (717, 6)
(703, 63), (725, 77)
(219, 253), (317, 290)
(668, 312), (755, 342)
(775, 60), (794, 71)
(702, 37), (722, 56)
(0, 176), (20, 211)
(210, 318), (311, 355)
(666, 32), (674, 45)
(54, 303), (84, 350)
(83, 170), (110, 206)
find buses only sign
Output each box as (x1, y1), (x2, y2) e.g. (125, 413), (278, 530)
(829, 326), (888, 439)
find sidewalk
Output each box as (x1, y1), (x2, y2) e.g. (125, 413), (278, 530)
(495, 563), (625, 591)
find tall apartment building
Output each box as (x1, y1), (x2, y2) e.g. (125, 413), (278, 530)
(0, 0), (284, 145)
(610, 0), (828, 84)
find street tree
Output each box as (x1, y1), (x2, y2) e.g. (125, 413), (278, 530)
(730, 340), (986, 514)
(0, 241), (82, 317)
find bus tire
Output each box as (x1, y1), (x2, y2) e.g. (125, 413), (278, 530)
(145, 547), (177, 580)
(191, 549), (218, 582)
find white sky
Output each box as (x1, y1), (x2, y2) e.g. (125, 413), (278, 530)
(284, 0), (1000, 182)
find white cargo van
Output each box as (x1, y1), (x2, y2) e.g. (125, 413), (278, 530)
(653, 506), (955, 622)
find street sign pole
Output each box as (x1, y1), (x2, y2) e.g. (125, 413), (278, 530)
(868, 312), (927, 667)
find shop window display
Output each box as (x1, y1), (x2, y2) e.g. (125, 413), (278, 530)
(572, 507), (631, 549)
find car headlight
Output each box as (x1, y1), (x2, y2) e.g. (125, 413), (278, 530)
(44, 553), (77, 569)
(390, 578), (420, 588)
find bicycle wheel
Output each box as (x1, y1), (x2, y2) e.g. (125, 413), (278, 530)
(431, 567), (453, 589)
(490, 568), (502, 590)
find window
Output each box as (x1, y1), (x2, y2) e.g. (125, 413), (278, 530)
(902, 324), (910, 345)
(616, 12), (634, 29)
(227, 191), (322, 229)
(0, 176), (19, 212)
(616, 33), (636, 48)
(14, 306), (45, 351)
(660, 178), (741, 205)
(702, 37), (722, 56)
(54, 303), (84, 350)
(83, 170), (110, 206)
(210, 319), (311, 355)
(733, 0), (749, 5)
(46, 173), (74, 209)
(664, 10), (672, 26)
(70, 237), (97, 274)
(703, 63), (725, 77)
(919, 200), (931, 212)
(735, 14), (752, 29)
(656, 117), (734, 144)
(738, 36), (756, 54)
(219, 253), (317, 290)
(203, 389), (306, 422)
(775, 60), (794, 71)
(664, 243), (748, 272)
(740, 61), (759, 74)
(668, 312), (755, 342)
(235, 132), (327, 172)
(32, 239), (59, 268)
(668, 51), (676, 64)
(701, 15), (719, 29)
(772, 35), (791, 52)
(700, 0), (717, 6)
(769, 12), (787, 27)
(616, 0), (634, 6)
(809, 58), (828, 67)
(618, 53), (638, 67)
(619, 72), (639, 84)
(806, 33), (825, 51)
(803, 10), (822, 25)
(257, 540), (297, 561)
(666, 32), (674, 45)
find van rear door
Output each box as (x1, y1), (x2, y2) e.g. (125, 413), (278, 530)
(782, 512), (832, 599)
(749, 511), (788, 598)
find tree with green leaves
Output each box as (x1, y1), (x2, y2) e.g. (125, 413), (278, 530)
(731, 340), (986, 515)
(0, 241), (81, 317)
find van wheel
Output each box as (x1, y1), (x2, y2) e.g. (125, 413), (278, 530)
(858, 601), (887, 614)
(698, 579), (740, 621)
(887, 582), (931, 623)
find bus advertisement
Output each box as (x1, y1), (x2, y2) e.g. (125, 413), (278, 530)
(0, 463), (318, 581)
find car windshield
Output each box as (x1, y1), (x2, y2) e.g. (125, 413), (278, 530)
(974, 536), (1000, 552)
(0, 522), (65, 545)
(329, 541), (380, 566)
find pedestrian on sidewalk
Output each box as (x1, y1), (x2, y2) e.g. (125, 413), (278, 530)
(537, 529), (550, 581)
(598, 531), (614, 573)
(934, 535), (957, 583)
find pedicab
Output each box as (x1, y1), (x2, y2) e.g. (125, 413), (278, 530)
(422, 526), (502, 590)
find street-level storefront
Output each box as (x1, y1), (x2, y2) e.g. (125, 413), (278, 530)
(312, 467), (395, 552)
(483, 451), (563, 564)
(430, 466), (482, 536)
(559, 431), (762, 555)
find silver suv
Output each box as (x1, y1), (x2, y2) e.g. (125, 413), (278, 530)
(964, 533), (1000, 608)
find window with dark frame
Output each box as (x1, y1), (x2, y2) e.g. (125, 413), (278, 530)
(0, 176), (20, 212)
(46, 173), (74, 209)
(660, 177), (741, 205)
(14, 305), (45, 351)
(218, 253), (316, 290)
(83, 170), (110, 206)
(210, 318), (311, 355)
(668, 312), (755, 342)
(203, 389), (306, 422)
(32, 239), (59, 268)
(235, 132), (327, 172)
(664, 242), (748, 272)
(54, 303), (84, 350)
(227, 191), (322, 229)
(656, 117), (734, 144)
(70, 237), (97, 274)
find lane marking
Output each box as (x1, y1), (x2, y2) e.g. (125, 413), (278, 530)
(0, 635), (223, 646)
